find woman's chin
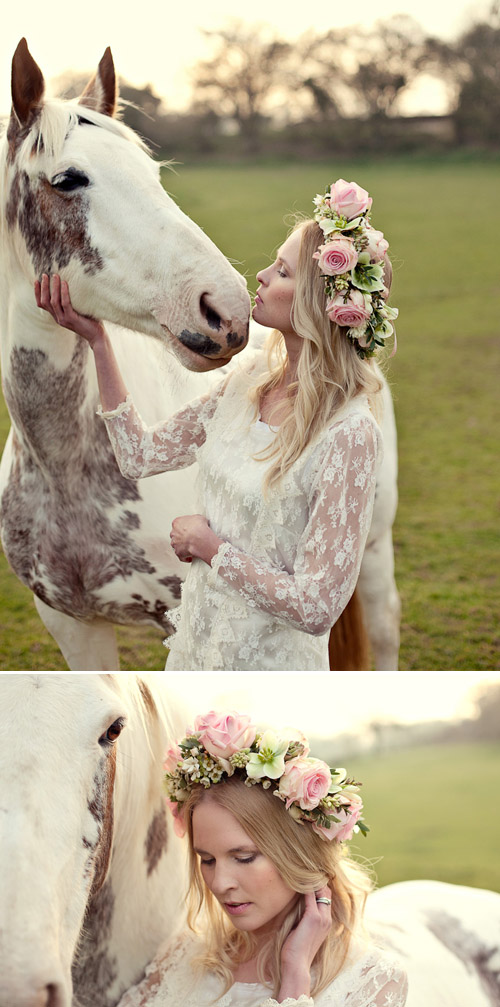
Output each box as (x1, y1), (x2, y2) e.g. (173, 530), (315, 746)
(251, 305), (270, 328)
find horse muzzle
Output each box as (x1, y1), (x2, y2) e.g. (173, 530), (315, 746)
(161, 320), (249, 372)
(0, 978), (70, 1007)
(155, 285), (251, 371)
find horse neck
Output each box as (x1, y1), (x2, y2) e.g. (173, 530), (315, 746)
(0, 270), (99, 471)
(73, 689), (188, 1007)
(76, 821), (186, 1006)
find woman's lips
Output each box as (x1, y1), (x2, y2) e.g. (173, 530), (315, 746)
(224, 902), (252, 916)
(254, 293), (263, 305)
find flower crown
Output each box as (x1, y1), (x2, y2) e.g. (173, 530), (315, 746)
(163, 711), (368, 843)
(312, 178), (398, 359)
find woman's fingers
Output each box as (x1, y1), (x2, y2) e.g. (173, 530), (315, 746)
(34, 273), (105, 345)
(35, 273), (63, 323)
(60, 278), (72, 310)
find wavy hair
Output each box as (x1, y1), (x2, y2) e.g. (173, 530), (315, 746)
(182, 776), (372, 999)
(249, 219), (391, 491)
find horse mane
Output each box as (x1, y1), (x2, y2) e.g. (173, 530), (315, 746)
(103, 674), (184, 845)
(1, 96), (150, 157)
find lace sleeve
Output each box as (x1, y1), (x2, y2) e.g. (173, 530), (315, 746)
(340, 956), (408, 1007)
(260, 998), (313, 1007)
(210, 414), (380, 635)
(98, 379), (227, 479)
(115, 935), (190, 1007)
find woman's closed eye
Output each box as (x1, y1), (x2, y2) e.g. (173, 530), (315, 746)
(199, 854), (257, 866)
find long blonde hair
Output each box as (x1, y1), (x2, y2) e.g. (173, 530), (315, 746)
(249, 219), (390, 490)
(183, 777), (372, 999)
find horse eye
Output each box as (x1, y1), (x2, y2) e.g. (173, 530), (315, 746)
(99, 719), (125, 745)
(51, 169), (90, 192)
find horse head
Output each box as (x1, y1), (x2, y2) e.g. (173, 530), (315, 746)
(0, 674), (187, 1007)
(2, 39), (250, 372)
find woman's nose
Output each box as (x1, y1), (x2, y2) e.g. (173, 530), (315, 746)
(256, 264), (270, 285)
(211, 864), (236, 896)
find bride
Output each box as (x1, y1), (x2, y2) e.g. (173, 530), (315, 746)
(116, 710), (407, 1007)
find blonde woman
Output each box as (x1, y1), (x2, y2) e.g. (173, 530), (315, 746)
(116, 710), (407, 1007)
(36, 179), (397, 671)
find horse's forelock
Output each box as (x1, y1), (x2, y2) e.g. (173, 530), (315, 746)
(1, 98), (150, 175)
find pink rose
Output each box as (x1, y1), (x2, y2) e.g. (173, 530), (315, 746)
(329, 179), (372, 220)
(278, 757), (331, 811)
(313, 237), (358, 275)
(326, 289), (372, 328)
(194, 711), (256, 760)
(163, 743), (182, 774)
(312, 803), (363, 842)
(365, 226), (389, 261)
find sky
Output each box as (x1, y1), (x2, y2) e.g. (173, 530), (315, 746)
(0, 0), (491, 118)
(164, 671), (500, 738)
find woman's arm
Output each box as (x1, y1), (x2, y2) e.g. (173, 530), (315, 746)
(210, 414), (380, 634)
(277, 888), (332, 1001)
(260, 950), (408, 1007)
(35, 274), (226, 479)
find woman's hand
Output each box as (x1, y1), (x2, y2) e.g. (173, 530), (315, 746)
(170, 515), (224, 566)
(35, 273), (106, 349)
(278, 886), (332, 1002)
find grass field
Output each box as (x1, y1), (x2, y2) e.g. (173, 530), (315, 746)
(329, 740), (500, 892)
(1, 155), (499, 670)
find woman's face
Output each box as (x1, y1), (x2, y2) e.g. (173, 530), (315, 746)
(252, 228), (302, 338)
(192, 800), (298, 938)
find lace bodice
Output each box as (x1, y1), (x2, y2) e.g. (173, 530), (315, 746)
(100, 354), (382, 670)
(117, 934), (408, 1007)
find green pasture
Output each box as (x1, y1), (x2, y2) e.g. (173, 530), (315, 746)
(1, 155), (499, 670)
(335, 741), (500, 892)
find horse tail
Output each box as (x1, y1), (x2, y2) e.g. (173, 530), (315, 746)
(328, 587), (371, 671)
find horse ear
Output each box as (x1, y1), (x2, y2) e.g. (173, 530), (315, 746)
(78, 47), (117, 118)
(9, 38), (45, 132)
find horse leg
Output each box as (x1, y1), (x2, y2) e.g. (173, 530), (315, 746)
(34, 596), (120, 670)
(356, 529), (401, 671)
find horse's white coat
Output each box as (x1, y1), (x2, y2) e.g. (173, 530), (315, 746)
(0, 674), (187, 1007)
(367, 879), (500, 1006)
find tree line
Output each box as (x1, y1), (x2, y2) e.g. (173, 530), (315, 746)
(56, 6), (500, 158)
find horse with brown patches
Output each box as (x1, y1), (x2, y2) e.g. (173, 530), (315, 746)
(0, 674), (188, 1007)
(0, 40), (251, 670)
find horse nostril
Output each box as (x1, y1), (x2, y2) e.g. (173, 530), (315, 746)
(46, 983), (64, 1007)
(200, 294), (222, 332)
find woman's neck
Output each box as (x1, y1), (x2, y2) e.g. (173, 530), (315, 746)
(282, 332), (302, 377)
(232, 956), (262, 983)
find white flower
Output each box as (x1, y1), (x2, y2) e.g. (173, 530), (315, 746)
(246, 730), (289, 780)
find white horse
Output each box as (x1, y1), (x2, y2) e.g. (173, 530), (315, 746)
(366, 880), (500, 1006)
(0, 40), (249, 671)
(0, 40), (400, 672)
(0, 673), (188, 1007)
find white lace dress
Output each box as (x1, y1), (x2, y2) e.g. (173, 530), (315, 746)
(117, 933), (408, 1007)
(100, 355), (382, 670)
